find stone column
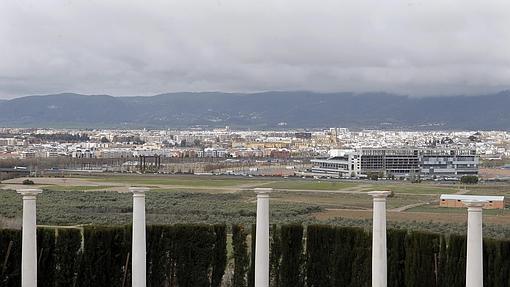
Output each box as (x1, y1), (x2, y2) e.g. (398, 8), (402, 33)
(463, 200), (486, 287)
(130, 187), (149, 287)
(368, 191), (391, 287)
(17, 188), (42, 287)
(254, 188), (272, 287)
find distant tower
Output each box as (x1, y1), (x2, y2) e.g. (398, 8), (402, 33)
(329, 128), (339, 147)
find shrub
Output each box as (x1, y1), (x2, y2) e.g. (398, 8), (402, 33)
(22, 179), (34, 185)
(460, 175), (479, 184)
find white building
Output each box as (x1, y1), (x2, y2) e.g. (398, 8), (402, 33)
(311, 149), (361, 178)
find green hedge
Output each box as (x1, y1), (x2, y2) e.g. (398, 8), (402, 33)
(404, 231), (441, 287)
(211, 224), (227, 287)
(54, 228), (82, 287)
(387, 229), (407, 287)
(76, 225), (131, 287)
(279, 224), (305, 287)
(302, 225), (510, 287)
(174, 225), (216, 287)
(483, 238), (510, 287)
(248, 224), (256, 287)
(232, 224), (249, 287)
(37, 228), (56, 286)
(0, 229), (21, 287)
(269, 224), (281, 287)
(2, 224), (510, 286)
(306, 225), (371, 287)
(0, 225), (226, 287)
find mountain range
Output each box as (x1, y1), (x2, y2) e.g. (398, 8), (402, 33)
(0, 91), (509, 130)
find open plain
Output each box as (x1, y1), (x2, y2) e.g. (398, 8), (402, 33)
(1, 174), (510, 238)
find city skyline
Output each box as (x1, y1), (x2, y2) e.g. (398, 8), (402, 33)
(1, 2), (509, 286)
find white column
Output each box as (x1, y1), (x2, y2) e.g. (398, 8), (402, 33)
(463, 200), (486, 287)
(130, 187), (149, 287)
(17, 188), (42, 287)
(368, 191), (391, 287)
(254, 188), (272, 287)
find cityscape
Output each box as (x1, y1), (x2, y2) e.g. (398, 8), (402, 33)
(1, 127), (509, 179)
(1, 126), (509, 287)
(2, 0), (510, 286)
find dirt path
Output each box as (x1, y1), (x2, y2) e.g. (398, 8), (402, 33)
(390, 202), (432, 212)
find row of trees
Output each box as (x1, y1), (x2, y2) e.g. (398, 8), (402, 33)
(1, 224), (510, 287)
(0, 225), (226, 287)
(231, 225), (510, 287)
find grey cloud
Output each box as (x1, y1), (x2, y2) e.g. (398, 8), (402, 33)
(1, 0), (510, 98)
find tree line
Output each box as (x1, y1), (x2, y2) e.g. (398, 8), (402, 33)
(1, 224), (510, 287)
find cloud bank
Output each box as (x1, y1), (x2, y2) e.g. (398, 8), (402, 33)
(1, 0), (510, 98)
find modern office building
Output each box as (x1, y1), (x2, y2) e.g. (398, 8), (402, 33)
(311, 148), (478, 179)
(311, 149), (361, 177)
(421, 149), (479, 177)
(360, 148), (421, 177)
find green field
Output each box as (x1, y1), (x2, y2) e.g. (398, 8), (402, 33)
(86, 175), (268, 187)
(363, 183), (458, 194)
(2, 175), (510, 236)
(86, 175), (363, 190)
(41, 185), (114, 192)
(465, 184), (510, 196)
(407, 205), (510, 216)
(0, 188), (321, 226)
(260, 180), (358, 190)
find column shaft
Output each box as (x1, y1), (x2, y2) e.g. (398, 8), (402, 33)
(255, 188), (271, 287)
(131, 188), (148, 287)
(465, 205), (484, 287)
(18, 189), (42, 287)
(22, 197), (37, 287)
(368, 191), (391, 287)
(372, 198), (387, 287)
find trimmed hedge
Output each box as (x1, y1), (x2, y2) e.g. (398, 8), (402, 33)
(387, 229), (407, 287)
(211, 224), (227, 287)
(439, 234), (466, 287)
(404, 231), (441, 287)
(0, 225), (226, 287)
(303, 225), (510, 287)
(279, 224), (305, 287)
(54, 228), (82, 287)
(483, 238), (510, 287)
(76, 226), (131, 287)
(269, 224), (281, 287)
(174, 225), (216, 287)
(0, 229), (21, 287)
(2, 224), (510, 286)
(232, 224), (249, 287)
(248, 224), (256, 287)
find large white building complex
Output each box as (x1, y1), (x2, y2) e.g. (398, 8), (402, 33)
(311, 148), (479, 179)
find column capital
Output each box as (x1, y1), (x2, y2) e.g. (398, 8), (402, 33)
(463, 200), (486, 211)
(254, 188), (273, 197)
(129, 187), (150, 197)
(368, 190), (391, 200)
(17, 189), (42, 198)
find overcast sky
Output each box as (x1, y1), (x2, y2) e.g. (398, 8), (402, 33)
(1, 0), (510, 99)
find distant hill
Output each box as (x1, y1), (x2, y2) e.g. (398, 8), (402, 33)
(0, 91), (509, 130)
